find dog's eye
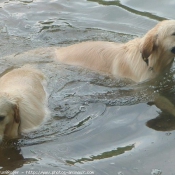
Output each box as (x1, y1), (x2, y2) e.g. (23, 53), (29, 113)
(0, 115), (5, 122)
(172, 32), (175, 36)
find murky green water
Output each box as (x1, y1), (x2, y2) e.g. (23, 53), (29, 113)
(0, 0), (175, 175)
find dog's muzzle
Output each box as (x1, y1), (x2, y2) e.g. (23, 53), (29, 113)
(171, 47), (175, 54)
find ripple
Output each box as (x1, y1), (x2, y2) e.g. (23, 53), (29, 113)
(151, 169), (162, 175)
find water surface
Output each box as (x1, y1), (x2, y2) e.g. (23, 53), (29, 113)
(0, 0), (175, 175)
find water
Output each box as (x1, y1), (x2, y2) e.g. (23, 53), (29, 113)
(0, 0), (175, 175)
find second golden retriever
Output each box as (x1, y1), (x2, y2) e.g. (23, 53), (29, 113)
(0, 66), (49, 141)
(54, 20), (175, 117)
(56, 20), (175, 82)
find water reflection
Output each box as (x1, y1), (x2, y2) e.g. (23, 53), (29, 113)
(147, 113), (175, 131)
(88, 0), (166, 21)
(0, 139), (37, 171)
(66, 144), (135, 165)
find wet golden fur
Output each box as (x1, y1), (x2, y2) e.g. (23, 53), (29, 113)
(56, 20), (175, 82)
(54, 20), (175, 117)
(0, 66), (49, 141)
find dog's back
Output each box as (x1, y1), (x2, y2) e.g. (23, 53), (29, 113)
(56, 41), (122, 74)
(0, 65), (49, 133)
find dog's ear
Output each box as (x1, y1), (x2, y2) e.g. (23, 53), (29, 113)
(4, 102), (20, 138)
(140, 28), (158, 64)
(13, 103), (20, 124)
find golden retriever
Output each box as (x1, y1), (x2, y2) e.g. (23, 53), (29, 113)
(54, 20), (175, 117)
(55, 20), (175, 82)
(0, 65), (49, 141)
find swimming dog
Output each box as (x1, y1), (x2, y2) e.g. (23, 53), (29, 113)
(56, 20), (175, 82)
(0, 66), (49, 141)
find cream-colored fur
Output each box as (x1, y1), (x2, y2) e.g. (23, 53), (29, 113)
(0, 65), (49, 141)
(54, 20), (175, 118)
(55, 20), (175, 82)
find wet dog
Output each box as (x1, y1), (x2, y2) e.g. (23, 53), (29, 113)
(55, 20), (175, 82)
(54, 20), (175, 117)
(0, 66), (49, 141)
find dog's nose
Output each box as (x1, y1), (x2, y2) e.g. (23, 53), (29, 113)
(171, 47), (175, 54)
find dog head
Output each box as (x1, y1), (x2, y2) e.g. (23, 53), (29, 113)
(0, 97), (20, 142)
(140, 20), (175, 66)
